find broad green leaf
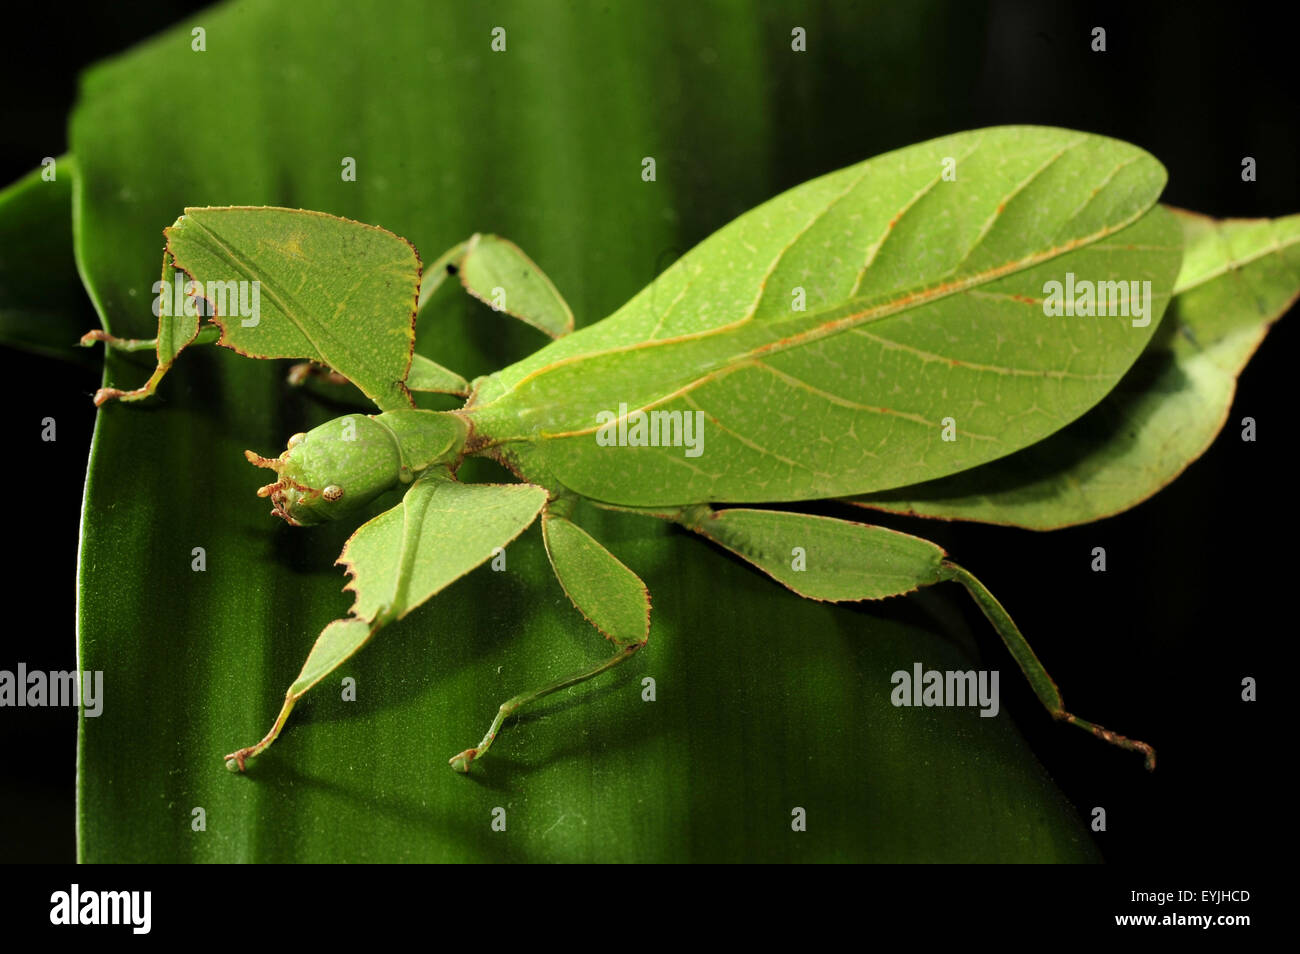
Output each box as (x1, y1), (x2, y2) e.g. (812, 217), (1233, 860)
(850, 208), (1300, 528)
(0, 159), (94, 364)
(542, 512), (650, 648)
(685, 507), (945, 602)
(72, 0), (1096, 862)
(458, 234), (575, 338)
(468, 127), (1184, 506)
(163, 206), (421, 411)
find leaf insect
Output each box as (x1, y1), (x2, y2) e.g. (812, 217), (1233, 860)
(82, 127), (1300, 774)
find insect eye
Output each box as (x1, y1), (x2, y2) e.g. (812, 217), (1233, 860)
(287, 432), (307, 449)
(322, 485), (344, 502)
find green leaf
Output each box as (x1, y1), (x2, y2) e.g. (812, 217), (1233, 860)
(469, 128), (1183, 506)
(72, 0), (1097, 861)
(542, 512), (650, 648)
(850, 208), (1300, 528)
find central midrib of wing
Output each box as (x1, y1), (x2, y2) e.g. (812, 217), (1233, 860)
(469, 200), (1162, 442)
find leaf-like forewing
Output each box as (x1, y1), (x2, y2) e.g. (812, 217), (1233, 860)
(850, 208), (1300, 528)
(468, 126), (1183, 506)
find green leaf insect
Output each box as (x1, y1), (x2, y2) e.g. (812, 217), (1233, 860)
(82, 126), (1300, 776)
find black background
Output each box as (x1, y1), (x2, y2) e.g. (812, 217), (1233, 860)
(0, 0), (1290, 868)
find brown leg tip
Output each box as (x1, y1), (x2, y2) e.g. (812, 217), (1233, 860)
(449, 749), (477, 774)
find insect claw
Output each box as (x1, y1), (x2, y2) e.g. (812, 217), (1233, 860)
(269, 507), (302, 527)
(286, 362), (313, 387)
(449, 749), (477, 773)
(92, 386), (147, 406)
(244, 449), (282, 471)
(224, 749), (249, 772)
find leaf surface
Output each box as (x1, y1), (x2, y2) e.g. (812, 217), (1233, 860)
(851, 209), (1300, 528)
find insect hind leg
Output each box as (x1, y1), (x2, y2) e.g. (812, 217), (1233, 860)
(448, 641), (645, 774)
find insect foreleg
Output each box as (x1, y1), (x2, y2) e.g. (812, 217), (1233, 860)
(80, 324), (221, 405)
(228, 470), (548, 771)
(79, 331), (161, 352)
(225, 618), (377, 771)
(81, 323), (220, 353)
